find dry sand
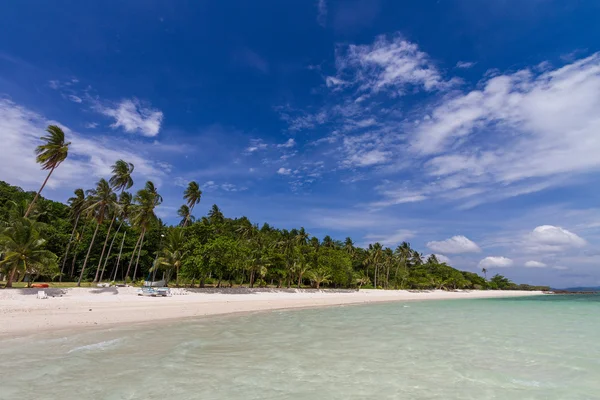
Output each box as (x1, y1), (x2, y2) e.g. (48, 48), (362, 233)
(0, 287), (544, 337)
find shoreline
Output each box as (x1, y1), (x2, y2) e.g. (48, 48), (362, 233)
(0, 288), (544, 337)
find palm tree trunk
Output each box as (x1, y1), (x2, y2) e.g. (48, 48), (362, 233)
(99, 221), (123, 282)
(132, 229), (146, 283)
(112, 230), (127, 282)
(374, 265), (378, 288)
(24, 166), (56, 218)
(60, 213), (80, 282)
(124, 231), (143, 283)
(78, 221), (101, 286)
(386, 264), (391, 289)
(93, 215), (116, 282)
(5, 266), (18, 288)
(70, 251), (78, 278)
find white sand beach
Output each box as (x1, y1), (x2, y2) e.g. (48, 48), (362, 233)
(0, 288), (544, 336)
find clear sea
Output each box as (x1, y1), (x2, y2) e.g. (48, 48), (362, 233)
(1, 295), (599, 400)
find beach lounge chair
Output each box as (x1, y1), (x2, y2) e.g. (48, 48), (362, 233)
(37, 290), (48, 299)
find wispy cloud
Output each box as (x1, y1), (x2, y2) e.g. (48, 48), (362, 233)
(98, 98), (164, 137)
(456, 61), (476, 69)
(331, 34), (460, 97)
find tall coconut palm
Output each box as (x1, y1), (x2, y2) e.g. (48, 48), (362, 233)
(60, 188), (86, 281)
(177, 205), (192, 226)
(481, 268), (488, 280)
(108, 160), (135, 192)
(0, 218), (56, 288)
(93, 161), (134, 282)
(125, 181), (161, 282)
(77, 179), (116, 286)
(25, 125), (71, 218)
(98, 191), (132, 282)
(208, 204), (224, 225)
(152, 229), (188, 286)
(182, 181), (201, 227)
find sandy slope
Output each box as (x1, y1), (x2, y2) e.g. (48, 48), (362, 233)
(0, 287), (544, 336)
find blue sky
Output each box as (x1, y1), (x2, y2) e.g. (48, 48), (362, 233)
(1, 0), (600, 288)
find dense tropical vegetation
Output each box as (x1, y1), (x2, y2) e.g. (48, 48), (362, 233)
(0, 125), (550, 291)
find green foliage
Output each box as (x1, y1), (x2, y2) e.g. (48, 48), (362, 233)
(0, 179), (546, 291)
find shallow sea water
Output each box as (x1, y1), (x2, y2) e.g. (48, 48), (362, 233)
(1, 295), (599, 400)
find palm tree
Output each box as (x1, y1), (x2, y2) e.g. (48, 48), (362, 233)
(208, 204), (224, 225)
(108, 160), (135, 192)
(0, 218), (56, 288)
(126, 181), (161, 282)
(98, 191), (132, 282)
(182, 181), (202, 227)
(93, 161), (135, 282)
(343, 237), (355, 256)
(308, 267), (330, 289)
(177, 205), (192, 226)
(153, 229), (188, 286)
(481, 268), (488, 280)
(25, 125), (71, 218)
(77, 179), (116, 286)
(60, 188), (85, 281)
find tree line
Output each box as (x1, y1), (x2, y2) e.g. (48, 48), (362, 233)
(0, 125), (550, 291)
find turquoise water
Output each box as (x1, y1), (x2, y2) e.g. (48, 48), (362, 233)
(1, 295), (600, 399)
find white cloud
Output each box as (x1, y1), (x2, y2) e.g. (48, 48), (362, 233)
(427, 235), (481, 254)
(0, 99), (167, 192)
(85, 122), (98, 129)
(524, 260), (547, 268)
(456, 61), (476, 69)
(325, 76), (347, 88)
(526, 225), (587, 252)
(347, 149), (389, 167)
(412, 54), (600, 176)
(245, 139), (268, 153)
(99, 98), (163, 137)
(363, 229), (415, 247)
(48, 80), (60, 89)
(479, 256), (514, 268)
(277, 167), (292, 175)
(369, 187), (427, 208)
(552, 266), (569, 271)
(67, 95), (82, 103)
(347, 52), (600, 209)
(317, 0), (327, 27)
(277, 138), (296, 148)
(333, 34), (458, 95)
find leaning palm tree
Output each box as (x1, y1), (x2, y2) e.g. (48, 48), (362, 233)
(152, 229), (188, 286)
(60, 188), (86, 281)
(77, 179), (116, 286)
(93, 160), (134, 282)
(125, 181), (161, 282)
(108, 160), (135, 192)
(0, 218), (56, 288)
(25, 125), (71, 218)
(98, 191), (132, 282)
(177, 205), (192, 226)
(182, 181), (202, 227)
(481, 268), (488, 280)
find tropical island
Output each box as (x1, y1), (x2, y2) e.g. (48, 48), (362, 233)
(0, 125), (549, 292)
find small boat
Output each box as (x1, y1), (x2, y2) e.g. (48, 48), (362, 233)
(31, 283), (49, 288)
(137, 287), (170, 297)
